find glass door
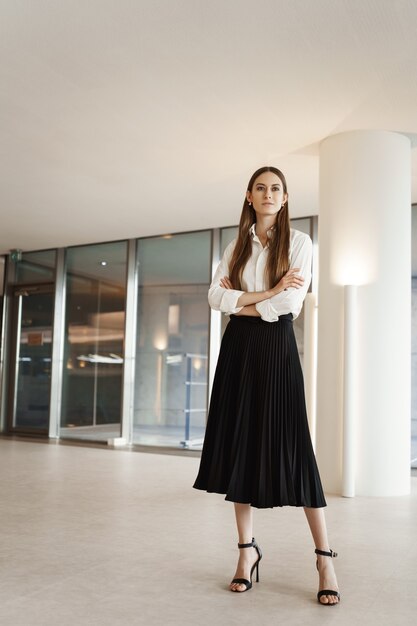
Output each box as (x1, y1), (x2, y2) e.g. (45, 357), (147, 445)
(7, 283), (55, 435)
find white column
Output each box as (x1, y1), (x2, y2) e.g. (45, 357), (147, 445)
(316, 130), (411, 497)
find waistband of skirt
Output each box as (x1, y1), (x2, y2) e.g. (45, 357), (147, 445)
(229, 312), (293, 323)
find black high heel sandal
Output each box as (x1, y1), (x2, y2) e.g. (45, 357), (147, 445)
(230, 537), (262, 592)
(315, 548), (341, 605)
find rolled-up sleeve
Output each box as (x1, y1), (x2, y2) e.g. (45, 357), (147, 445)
(255, 234), (313, 322)
(208, 240), (245, 315)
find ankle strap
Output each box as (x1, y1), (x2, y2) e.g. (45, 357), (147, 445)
(315, 548), (338, 558)
(238, 537), (256, 548)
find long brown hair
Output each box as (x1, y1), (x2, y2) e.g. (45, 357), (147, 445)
(229, 166), (291, 291)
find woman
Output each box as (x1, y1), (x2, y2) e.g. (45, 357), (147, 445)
(193, 166), (340, 605)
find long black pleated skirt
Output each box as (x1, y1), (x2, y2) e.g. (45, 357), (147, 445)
(192, 312), (326, 509)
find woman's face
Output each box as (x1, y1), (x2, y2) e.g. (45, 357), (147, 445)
(246, 171), (288, 217)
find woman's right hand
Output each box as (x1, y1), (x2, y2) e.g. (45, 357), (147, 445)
(268, 268), (304, 296)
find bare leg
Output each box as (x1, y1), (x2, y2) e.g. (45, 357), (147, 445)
(304, 507), (340, 604)
(229, 502), (259, 592)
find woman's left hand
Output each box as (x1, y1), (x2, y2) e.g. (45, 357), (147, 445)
(220, 276), (233, 289)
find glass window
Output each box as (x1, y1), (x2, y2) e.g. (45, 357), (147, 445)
(15, 250), (56, 284)
(221, 226), (238, 252)
(60, 241), (128, 442)
(412, 204), (417, 469)
(12, 286), (54, 432)
(134, 231), (211, 448)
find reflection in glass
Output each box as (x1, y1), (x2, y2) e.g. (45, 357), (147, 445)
(134, 231), (211, 448)
(60, 242), (127, 441)
(15, 250), (56, 284)
(13, 290), (54, 430)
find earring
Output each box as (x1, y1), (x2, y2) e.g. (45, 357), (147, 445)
(249, 202), (252, 206)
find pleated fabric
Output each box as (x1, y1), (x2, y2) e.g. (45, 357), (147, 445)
(192, 313), (327, 509)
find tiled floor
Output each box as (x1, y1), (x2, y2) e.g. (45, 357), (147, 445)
(0, 437), (416, 626)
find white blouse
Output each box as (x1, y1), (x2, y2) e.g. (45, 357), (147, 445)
(208, 223), (313, 323)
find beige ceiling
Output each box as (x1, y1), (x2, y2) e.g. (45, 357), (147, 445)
(1, 0), (417, 257)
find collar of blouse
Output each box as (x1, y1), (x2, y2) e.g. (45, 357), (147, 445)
(249, 222), (276, 241)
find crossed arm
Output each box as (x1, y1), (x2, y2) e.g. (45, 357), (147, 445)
(219, 276), (262, 316)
